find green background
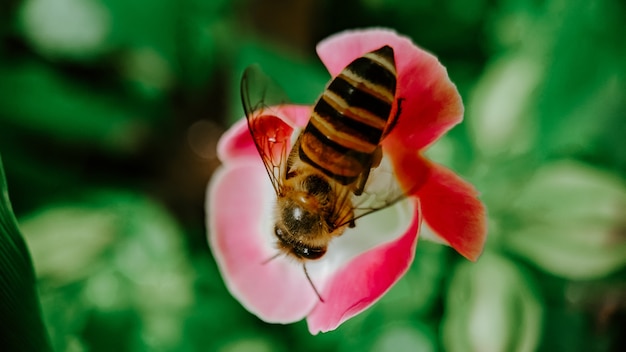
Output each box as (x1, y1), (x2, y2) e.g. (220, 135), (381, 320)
(1, 0), (625, 351)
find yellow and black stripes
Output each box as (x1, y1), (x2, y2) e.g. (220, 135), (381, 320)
(298, 45), (397, 185)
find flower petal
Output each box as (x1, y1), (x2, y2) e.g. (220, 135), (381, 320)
(316, 28), (464, 150)
(382, 139), (432, 196)
(306, 199), (420, 334)
(216, 117), (258, 161)
(207, 160), (318, 322)
(217, 105), (311, 162)
(417, 157), (487, 261)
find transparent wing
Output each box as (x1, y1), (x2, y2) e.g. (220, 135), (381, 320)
(331, 154), (411, 228)
(241, 65), (294, 196)
(241, 64), (292, 117)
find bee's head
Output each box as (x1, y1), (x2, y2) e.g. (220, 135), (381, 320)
(274, 194), (328, 260)
(274, 224), (327, 260)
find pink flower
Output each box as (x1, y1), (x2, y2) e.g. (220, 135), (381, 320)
(207, 28), (487, 334)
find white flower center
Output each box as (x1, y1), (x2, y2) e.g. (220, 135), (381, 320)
(257, 155), (415, 288)
(308, 197), (414, 281)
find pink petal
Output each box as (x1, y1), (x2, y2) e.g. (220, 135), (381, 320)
(217, 105), (311, 162)
(207, 160), (318, 322)
(381, 138), (432, 196)
(416, 157), (487, 261)
(316, 28), (464, 150)
(306, 199), (421, 334)
(216, 117), (258, 161)
(276, 104), (312, 127)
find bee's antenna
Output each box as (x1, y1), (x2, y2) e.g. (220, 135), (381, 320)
(303, 264), (325, 303)
(261, 252), (283, 265)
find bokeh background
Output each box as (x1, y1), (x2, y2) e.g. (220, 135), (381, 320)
(1, 0), (625, 351)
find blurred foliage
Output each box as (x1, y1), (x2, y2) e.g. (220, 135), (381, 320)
(0, 155), (51, 351)
(0, 0), (625, 351)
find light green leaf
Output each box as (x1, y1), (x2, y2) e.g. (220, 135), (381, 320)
(506, 160), (626, 280)
(21, 190), (196, 351)
(442, 252), (543, 352)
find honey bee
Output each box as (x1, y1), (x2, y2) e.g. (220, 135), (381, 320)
(242, 46), (407, 300)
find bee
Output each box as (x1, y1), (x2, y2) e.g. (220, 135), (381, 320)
(241, 46), (406, 300)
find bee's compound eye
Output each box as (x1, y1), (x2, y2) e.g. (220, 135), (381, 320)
(274, 226), (285, 239)
(294, 246), (326, 260)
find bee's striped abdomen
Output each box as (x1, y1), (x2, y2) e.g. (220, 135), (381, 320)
(299, 45), (397, 185)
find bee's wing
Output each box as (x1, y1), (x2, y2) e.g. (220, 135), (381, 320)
(241, 65), (294, 196)
(331, 155), (415, 228)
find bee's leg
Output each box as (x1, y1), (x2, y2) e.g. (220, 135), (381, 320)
(353, 168), (370, 196)
(371, 145), (383, 168)
(353, 146), (382, 196)
(286, 135), (302, 179)
(347, 208), (356, 228)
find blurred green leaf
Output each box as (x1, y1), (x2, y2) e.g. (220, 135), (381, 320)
(338, 321), (437, 352)
(467, 53), (541, 158)
(473, 0), (626, 163)
(442, 252), (543, 352)
(534, 0), (626, 155)
(368, 322), (437, 352)
(0, 154), (52, 351)
(20, 190), (196, 351)
(505, 160), (626, 280)
(540, 306), (601, 352)
(176, 0), (233, 89)
(210, 331), (284, 352)
(18, 0), (111, 60)
(377, 241), (448, 318)
(101, 0), (179, 67)
(0, 62), (150, 154)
